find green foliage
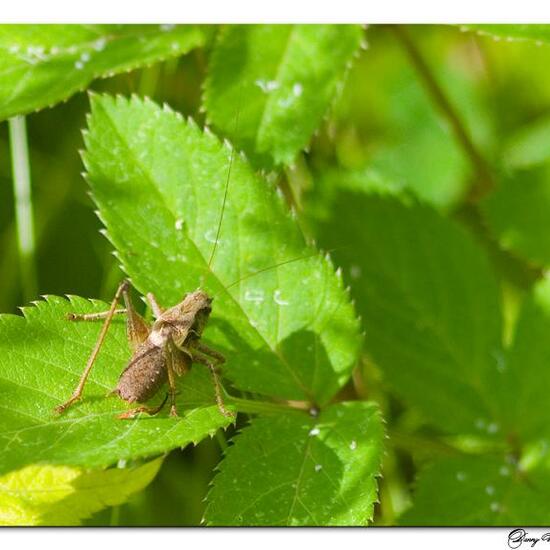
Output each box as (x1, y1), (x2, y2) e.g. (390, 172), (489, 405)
(203, 24), (363, 168)
(0, 24), (208, 120)
(84, 94), (361, 404)
(205, 402), (383, 526)
(482, 168), (550, 267)
(496, 277), (550, 442)
(312, 192), (502, 435)
(0, 458), (161, 526)
(330, 26), (494, 209)
(309, 182), (550, 524)
(4, 22), (550, 527)
(0, 90), (371, 525)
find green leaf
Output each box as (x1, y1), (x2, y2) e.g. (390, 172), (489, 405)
(312, 191), (503, 435)
(482, 168), (550, 267)
(0, 24), (208, 120)
(503, 115), (550, 170)
(0, 457), (161, 526)
(84, 94), (361, 405)
(203, 24), (363, 168)
(401, 455), (550, 525)
(331, 28), (494, 209)
(205, 402), (383, 526)
(492, 277), (550, 442)
(462, 24), (550, 45)
(0, 296), (233, 475)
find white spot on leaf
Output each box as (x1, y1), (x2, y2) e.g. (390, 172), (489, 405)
(255, 79), (279, 93)
(273, 290), (289, 306)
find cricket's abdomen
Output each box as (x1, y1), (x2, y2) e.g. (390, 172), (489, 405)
(115, 343), (167, 403)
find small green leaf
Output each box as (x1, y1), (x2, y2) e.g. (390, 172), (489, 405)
(0, 296), (233, 475)
(205, 402), (383, 526)
(482, 168), (550, 267)
(0, 24), (208, 120)
(0, 457), (162, 526)
(203, 24), (363, 168)
(84, 94), (361, 405)
(312, 191), (503, 434)
(462, 24), (550, 45)
(401, 455), (550, 525)
(503, 115), (550, 170)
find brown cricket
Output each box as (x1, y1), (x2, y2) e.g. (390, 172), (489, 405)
(55, 281), (233, 419)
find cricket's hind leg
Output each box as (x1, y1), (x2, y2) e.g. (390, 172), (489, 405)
(191, 346), (234, 419)
(55, 280), (151, 415)
(117, 393), (169, 420)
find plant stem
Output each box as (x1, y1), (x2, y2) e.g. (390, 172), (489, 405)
(390, 25), (494, 199)
(229, 395), (306, 416)
(109, 505), (120, 526)
(215, 429), (228, 452)
(9, 116), (37, 303)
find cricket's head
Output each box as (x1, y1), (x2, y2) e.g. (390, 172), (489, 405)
(179, 288), (213, 339)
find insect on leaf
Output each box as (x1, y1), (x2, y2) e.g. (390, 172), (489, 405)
(205, 402), (384, 526)
(0, 296), (232, 475)
(83, 93), (361, 406)
(0, 24), (209, 120)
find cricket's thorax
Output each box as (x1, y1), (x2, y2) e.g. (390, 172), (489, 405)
(157, 289), (213, 346)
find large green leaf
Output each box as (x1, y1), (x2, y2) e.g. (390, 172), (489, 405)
(0, 24), (208, 120)
(482, 168), (550, 267)
(312, 191), (503, 435)
(0, 457), (161, 526)
(401, 455), (550, 525)
(0, 296), (232, 475)
(462, 25), (550, 45)
(83, 94), (361, 405)
(203, 24), (363, 168)
(205, 402), (383, 526)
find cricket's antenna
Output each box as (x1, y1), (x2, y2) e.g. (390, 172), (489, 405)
(213, 245), (352, 299)
(207, 91), (243, 273)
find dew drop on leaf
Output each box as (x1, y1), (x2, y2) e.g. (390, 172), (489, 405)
(244, 289), (265, 304)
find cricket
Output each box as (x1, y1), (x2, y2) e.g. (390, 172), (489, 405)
(55, 118), (241, 420)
